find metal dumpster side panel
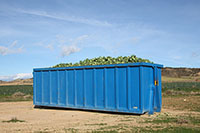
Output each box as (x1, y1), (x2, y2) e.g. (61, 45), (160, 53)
(154, 67), (162, 112)
(141, 66), (162, 114)
(33, 63), (163, 114)
(141, 66), (154, 112)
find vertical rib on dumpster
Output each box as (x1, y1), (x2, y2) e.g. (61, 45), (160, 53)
(127, 67), (131, 110)
(115, 67), (119, 110)
(149, 66), (157, 115)
(94, 68), (97, 108)
(139, 66), (143, 113)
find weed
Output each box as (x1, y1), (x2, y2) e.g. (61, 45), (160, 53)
(185, 115), (200, 124)
(64, 128), (78, 133)
(85, 123), (107, 126)
(92, 130), (118, 133)
(2, 117), (25, 123)
(34, 131), (49, 133)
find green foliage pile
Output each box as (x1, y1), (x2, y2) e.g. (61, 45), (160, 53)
(53, 55), (153, 68)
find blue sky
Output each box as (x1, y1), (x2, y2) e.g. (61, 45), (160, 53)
(0, 0), (200, 81)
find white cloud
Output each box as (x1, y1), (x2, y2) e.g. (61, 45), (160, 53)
(56, 34), (89, 45)
(55, 34), (89, 57)
(131, 37), (140, 43)
(34, 41), (54, 50)
(0, 27), (29, 37)
(72, 35), (89, 46)
(17, 9), (112, 27)
(46, 44), (54, 50)
(0, 73), (32, 81)
(0, 40), (24, 55)
(191, 52), (199, 58)
(173, 56), (181, 60)
(56, 35), (68, 45)
(76, 35), (89, 42)
(34, 35), (88, 56)
(60, 45), (80, 57)
(10, 40), (18, 47)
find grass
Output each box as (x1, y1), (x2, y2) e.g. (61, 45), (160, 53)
(85, 123), (107, 126)
(162, 82), (200, 98)
(2, 117), (25, 123)
(92, 124), (130, 133)
(34, 131), (49, 133)
(0, 85), (33, 102)
(64, 128), (78, 133)
(0, 85), (33, 96)
(132, 126), (200, 133)
(162, 82), (200, 92)
(143, 113), (200, 125)
(91, 123), (200, 133)
(0, 96), (32, 102)
(92, 130), (118, 133)
(90, 114), (200, 133)
(162, 76), (199, 83)
(91, 126), (200, 133)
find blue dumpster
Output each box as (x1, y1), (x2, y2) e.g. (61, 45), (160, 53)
(33, 63), (163, 114)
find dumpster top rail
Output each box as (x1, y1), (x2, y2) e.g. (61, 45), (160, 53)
(34, 62), (163, 72)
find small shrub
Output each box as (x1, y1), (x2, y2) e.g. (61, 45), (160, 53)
(2, 117), (25, 123)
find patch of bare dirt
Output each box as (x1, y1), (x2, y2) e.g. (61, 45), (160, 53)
(0, 99), (199, 133)
(163, 96), (200, 112)
(12, 92), (25, 97)
(0, 101), (143, 133)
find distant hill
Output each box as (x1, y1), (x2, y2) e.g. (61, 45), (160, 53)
(162, 67), (200, 77)
(162, 67), (200, 82)
(0, 78), (33, 86)
(0, 80), (6, 84)
(0, 67), (199, 86)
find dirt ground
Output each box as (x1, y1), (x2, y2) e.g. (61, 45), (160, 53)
(0, 97), (200, 133)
